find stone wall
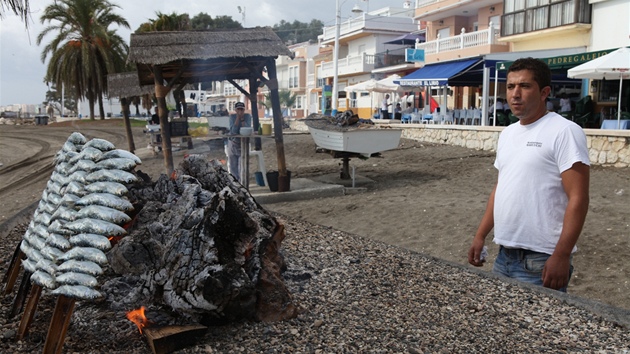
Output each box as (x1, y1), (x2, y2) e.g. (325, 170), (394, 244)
(288, 119), (630, 168)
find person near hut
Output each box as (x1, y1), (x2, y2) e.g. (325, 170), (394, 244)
(227, 102), (252, 182)
(468, 57), (590, 293)
(150, 107), (160, 125)
(380, 94), (391, 119)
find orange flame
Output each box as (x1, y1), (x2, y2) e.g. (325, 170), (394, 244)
(126, 306), (149, 334)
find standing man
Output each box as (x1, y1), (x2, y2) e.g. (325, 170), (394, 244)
(227, 102), (251, 182)
(468, 58), (590, 292)
(380, 94), (391, 119)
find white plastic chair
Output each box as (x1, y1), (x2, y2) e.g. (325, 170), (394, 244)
(465, 109), (474, 125)
(431, 112), (442, 124)
(453, 110), (461, 124)
(442, 113), (454, 124)
(411, 113), (422, 124)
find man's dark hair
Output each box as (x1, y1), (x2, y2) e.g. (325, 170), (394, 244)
(508, 57), (551, 90)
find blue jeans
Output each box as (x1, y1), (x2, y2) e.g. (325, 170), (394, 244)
(492, 246), (573, 292)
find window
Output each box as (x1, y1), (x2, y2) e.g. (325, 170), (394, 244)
(289, 66), (299, 88)
(293, 95), (304, 109)
(502, 0), (589, 36)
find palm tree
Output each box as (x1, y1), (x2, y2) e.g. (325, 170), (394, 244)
(37, 0), (129, 120)
(0, 0), (29, 26)
(264, 90), (297, 117)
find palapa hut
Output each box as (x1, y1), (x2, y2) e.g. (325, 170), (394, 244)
(127, 27), (294, 191)
(107, 72), (155, 154)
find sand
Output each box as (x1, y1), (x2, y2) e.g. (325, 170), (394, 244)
(0, 120), (628, 311)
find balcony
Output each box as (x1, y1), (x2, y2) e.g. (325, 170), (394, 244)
(321, 53), (376, 78)
(415, 24), (509, 60)
(321, 13), (417, 44)
(373, 48), (409, 70)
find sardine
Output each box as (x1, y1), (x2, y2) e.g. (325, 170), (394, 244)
(56, 272), (98, 287)
(57, 259), (103, 275)
(65, 218), (127, 236)
(84, 181), (128, 196)
(68, 159), (98, 174)
(96, 157), (137, 171)
(31, 270), (57, 289)
(22, 258), (37, 273)
(68, 132), (87, 145)
(35, 258), (58, 275)
(69, 233), (111, 250)
(52, 285), (102, 300)
(85, 169), (137, 184)
(47, 232), (71, 250)
(84, 138), (115, 151)
(76, 193), (133, 211)
(59, 246), (108, 265)
(40, 245), (65, 261)
(99, 149), (141, 164)
(69, 146), (103, 163)
(65, 181), (86, 197)
(76, 205), (130, 224)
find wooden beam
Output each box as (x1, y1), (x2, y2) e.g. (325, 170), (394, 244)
(154, 66), (175, 175)
(9, 270), (32, 318)
(227, 78), (251, 99)
(265, 59), (289, 192)
(3, 243), (24, 294)
(144, 324), (207, 354)
(43, 295), (76, 354)
(17, 283), (41, 340)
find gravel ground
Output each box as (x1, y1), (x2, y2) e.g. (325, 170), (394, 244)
(0, 213), (629, 353)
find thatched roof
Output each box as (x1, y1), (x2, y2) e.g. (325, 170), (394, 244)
(128, 27), (293, 86)
(107, 72), (154, 98)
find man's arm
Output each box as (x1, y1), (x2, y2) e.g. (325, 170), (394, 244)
(542, 162), (590, 289)
(468, 183), (497, 266)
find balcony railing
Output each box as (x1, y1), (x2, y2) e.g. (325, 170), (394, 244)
(415, 23), (505, 55)
(321, 13), (418, 42)
(321, 53), (376, 78)
(415, 0), (438, 8)
(373, 48), (410, 69)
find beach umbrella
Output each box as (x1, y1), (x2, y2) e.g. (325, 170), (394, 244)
(567, 47), (630, 129)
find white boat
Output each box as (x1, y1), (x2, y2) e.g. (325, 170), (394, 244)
(307, 126), (402, 156)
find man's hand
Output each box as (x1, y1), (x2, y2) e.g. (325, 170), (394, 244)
(542, 254), (571, 290)
(468, 237), (486, 267)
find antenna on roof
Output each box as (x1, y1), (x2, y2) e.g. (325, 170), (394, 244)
(237, 6), (246, 27)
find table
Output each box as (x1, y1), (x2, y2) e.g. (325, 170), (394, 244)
(601, 119), (630, 130)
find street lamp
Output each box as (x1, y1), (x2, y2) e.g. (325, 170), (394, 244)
(332, 0), (363, 116)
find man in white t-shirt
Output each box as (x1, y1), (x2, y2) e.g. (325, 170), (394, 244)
(468, 57), (590, 292)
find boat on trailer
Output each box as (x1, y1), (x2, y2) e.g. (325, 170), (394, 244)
(307, 126), (402, 157)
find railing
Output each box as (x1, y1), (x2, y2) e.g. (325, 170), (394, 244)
(373, 48), (409, 69)
(321, 13), (418, 42)
(415, 23), (506, 55)
(415, 0), (439, 8)
(321, 53), (375, 77)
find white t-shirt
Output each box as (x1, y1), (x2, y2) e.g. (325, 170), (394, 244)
(492, 112), (590, 255)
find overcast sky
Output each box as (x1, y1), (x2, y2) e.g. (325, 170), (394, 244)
(0, 0), (397, 107)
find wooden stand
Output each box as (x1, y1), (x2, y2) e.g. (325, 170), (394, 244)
(10, 271), (32, 318)
(144, 324), (207, 354)
(42, 295), (76, 354)
(3, 243), (24, 295)
(17, 283), (41, 340)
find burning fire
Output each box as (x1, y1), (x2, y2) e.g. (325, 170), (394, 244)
(126, 306), (150, 334)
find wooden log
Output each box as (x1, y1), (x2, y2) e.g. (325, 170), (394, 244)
(9, 270), (32, 318)
(42, 295), (75, 354)
(17, 283), (41, 340)
(144, 324), (207, 354)
(3, 244), (24, 294)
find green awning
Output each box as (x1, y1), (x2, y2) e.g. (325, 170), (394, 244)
(497, 48), (619, 71)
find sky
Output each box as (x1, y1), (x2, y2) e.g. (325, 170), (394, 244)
(0, 0), (396, 108)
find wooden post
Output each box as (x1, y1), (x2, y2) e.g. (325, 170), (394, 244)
(3, 244), (24, 295)
(9, 270), (32, 318)
(42, 295), (76, 354)
(17, 283), (42, 340)
(249, 76), (262, 151)
(144, 325), (207, 354)
(265, 59), (289, 192)
(121, 97), (136, 153)
(154, 66), (174, 175)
